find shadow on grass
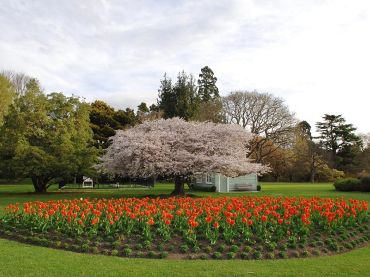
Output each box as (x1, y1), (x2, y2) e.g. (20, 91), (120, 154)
(0, 190), (202, 199)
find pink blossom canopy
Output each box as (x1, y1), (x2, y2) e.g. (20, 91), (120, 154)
(101, 118), (268, 178)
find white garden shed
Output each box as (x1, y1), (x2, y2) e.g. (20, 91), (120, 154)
(191, 173), (258, 192)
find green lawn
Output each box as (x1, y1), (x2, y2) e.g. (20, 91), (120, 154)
(0, 182), (369, 276)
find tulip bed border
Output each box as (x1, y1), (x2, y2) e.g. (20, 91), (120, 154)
(0, 196), (369, 260)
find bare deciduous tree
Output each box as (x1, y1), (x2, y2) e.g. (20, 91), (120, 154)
(222, 91), (296, 162)
(1, 70), (31, 95)
(101, 118), (268, 195)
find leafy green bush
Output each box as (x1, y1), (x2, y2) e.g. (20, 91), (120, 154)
(218, 244), (226, 252)
(190, 185), (216, 192)
(230, 245), (239, 253)
(253, 251), (262, 259)
(226, 252), (236, 259)
(244, 246), (252, 252)
(135, 243), (143, 250)
(81, 244), (89, 252)
(279, 243), (288, 251)
(213, 252), (222, 259)
(159, 251), (168, 259)
(334, 178), (361, 191)
(240, 252), (249, 259)
(278, 251), (287, 259)
(143, 240), (152, 250)
(192, 246), (200, 253)
(301, 250), (309, 257)
(257, 185), (261, 191)
(112, 241), (121, 249)
(359, 176), (370, 192)
(123, 247), (132, 257)
(180, 244), (189, 253)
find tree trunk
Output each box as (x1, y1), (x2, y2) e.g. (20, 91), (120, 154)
(310, 154), (315, 183)
(310, 163), (315, 183)
(171, 176), (185, 196)
(31, 177), (48, 193)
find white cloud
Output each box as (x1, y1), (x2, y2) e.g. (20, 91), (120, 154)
(0, 0), (369, 132)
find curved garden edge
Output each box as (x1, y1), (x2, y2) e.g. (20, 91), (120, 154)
(0, 223), (369, 261)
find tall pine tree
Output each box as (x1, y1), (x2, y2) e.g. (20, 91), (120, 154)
(157, 73), (176, 118)
(316, 114), (361, 169)
(197, 66), (219, 102)
(157, 71), (198, 120)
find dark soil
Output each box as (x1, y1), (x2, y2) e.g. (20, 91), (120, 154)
(0, 222), (369, 260)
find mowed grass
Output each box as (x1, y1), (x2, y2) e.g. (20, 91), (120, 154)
(0, 182), (369, 277)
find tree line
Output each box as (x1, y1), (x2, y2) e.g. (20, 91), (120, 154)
(0, 68), (369, 192)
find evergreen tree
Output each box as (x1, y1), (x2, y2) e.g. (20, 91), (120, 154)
(173, 71), (198, 120)
(137, 102), (149, 114)
(114, 108), (137, 127)
(157, 73), (176, 118)
(90, 100), (138, 149)
(316, 114), (361, 168)
(197, 66), (219, 102)
(157, 71), (198, 120)
(90, 100), (119, 149)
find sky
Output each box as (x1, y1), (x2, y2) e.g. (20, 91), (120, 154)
(1, 0), (369, 133)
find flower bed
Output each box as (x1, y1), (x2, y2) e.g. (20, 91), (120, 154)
(0, 196), (369, 259)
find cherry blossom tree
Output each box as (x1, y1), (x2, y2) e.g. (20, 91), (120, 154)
(101, 118), (268, 195)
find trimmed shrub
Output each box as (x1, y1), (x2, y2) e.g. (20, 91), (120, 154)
(359, 176), (370, 192)
(191, 185), (216, 192)
(257, 185), (261, 191)
(334, 178), (361, 191)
